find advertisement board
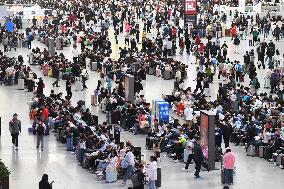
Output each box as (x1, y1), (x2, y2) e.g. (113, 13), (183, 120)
(157, 102), (169, 123)
(184, 0), (197, 15)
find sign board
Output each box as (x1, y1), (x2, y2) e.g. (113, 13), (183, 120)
(5, 21), (13, 32)
(157, 102), (170, 123)
(151, 99), (165, 120)
(184, 0), (197, 15)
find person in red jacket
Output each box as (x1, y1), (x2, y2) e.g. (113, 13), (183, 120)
(231, 25), (237, 39)
(42, 105), (49, 135)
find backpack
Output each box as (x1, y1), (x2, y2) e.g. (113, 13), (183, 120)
(255, 80), (260, 89)
(106, 102), (112, 112)
(37, 123), (45, 135)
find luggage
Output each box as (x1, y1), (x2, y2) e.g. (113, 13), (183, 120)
(277, 154), (284, 166)
(184, 149), (190, 163)
(42, 65), (49, 76)
(66, 137), (73, 151)
(91, 62), (98, 71)
(114, 126), (121, 145)
(247, 145), (256, 156)
(28, 127), (34, 133)
(61, 135), (66, 143)
(106, 171), (117, 183)
(164, 70), (171, 80)
(146, 136), (153, 150)
(134, 147), (142, 162)
(156, 69), (161, 77)
(82, 153), (92, 169)
(56, 129), (63, 141)
(149, 67), (155, 75)
(101, 102), (106, 112)
(18, 79), (24, 90)
(240, 74), (244, 82)
(174, 81), (179, 90)
(27, 80), (34, 92)
(259, 146), (268, 158)
(48, 68), (53, 77)
(91, 95), (97, 106)
(225, 29), (230, 37)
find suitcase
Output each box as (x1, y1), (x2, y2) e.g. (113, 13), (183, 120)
(101, 102), (106, 112)
(174, 81), (179, 90)
(106, 171), (117, 183)
(134, 147), (142, 162)
(56, 129), (62, 141)
(18, 79), (24, 90)
(91, 95), (97, 105)
(225, 29), (230, 37)
(28, 127), (34, 133)
(156, 69), (161, 77)
(146, 136), (153, 150)
(259, 146), (268, 158)
(247, 145), (256, 156)
(240, 74), (244, 82)
(277, 154), (284, 166)
(164, 70), (171, 80)
(66, 137), (73, 151)
(82, 153), (92, 169)
(149, 67), (155, 75)
(56, 42), (62, 50)
(114, 126), (121, 145)
(42, 65), (49, 76)
(91, 62), (98, 71)
(48, 68), (53, 77)
(184, 149), (190, 163)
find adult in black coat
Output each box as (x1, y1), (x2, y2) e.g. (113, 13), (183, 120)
(222, 123), (233, 148)
(39, 174), (52, 189)
(193, 141), (209, 178)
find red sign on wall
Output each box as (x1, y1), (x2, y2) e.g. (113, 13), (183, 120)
(184, 0), (197, 15)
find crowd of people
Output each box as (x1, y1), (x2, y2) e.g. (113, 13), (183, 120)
(1, 0), (284, 188)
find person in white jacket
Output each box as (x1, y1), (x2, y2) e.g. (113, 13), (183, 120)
(72, 45), (79, 63)
(146, 156), (157, 189)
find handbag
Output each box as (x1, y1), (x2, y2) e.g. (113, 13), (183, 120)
(121, 158), (129, 169)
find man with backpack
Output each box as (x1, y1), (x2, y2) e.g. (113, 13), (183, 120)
(9, 113), (21, 150)
(35, 117), (46, 151)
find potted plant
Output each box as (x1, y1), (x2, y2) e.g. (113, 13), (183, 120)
(0, 160), (10, 189)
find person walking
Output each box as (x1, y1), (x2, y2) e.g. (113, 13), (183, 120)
(9, 113), (21, 150)
(183, 136), (194, 171)
(35, 117), (46, 151)
(39, 174), (53, 189)
(223, 148), (236, 185)
(193, 141), (209, 178)
(123, 146), (135, 185)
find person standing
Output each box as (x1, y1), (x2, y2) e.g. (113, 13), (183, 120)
(42, 105), (49, 135)
(223, 148), (236, 185)
(39, 174), (53, 189)
(35, 117), (46, 151)
(155, 151), (161, 188)
(194, 67), (204, 94)
(9, 113), (21, 150)
(66, 78), (72, 98)
(146, 156), (157, 189)
(123, 146), (135, 185)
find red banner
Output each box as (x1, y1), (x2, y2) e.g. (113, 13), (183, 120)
(184, 0), (197, 15)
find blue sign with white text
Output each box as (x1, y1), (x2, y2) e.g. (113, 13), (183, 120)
(158, 102), (169, 123)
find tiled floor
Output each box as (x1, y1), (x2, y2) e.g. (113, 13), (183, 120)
(0, 24), (284, 189)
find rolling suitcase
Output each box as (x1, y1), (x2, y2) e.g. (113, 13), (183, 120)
(156, 69), (161, 77)
(149, 67), (155, 75)
(42, 65), (49, 76)
(146, 136), (153, 150)
(164, 70), (171, 80)
(114, 126), (121, 145)
(101, 102), (106, 112)
(106, 171), (117, 183)
(18, 79), (24, 90)
(28, 127), (34, 133)
(184, 149), (190, 163)
(259, 146), (267, 158)
(247, 145), (256, 156)
(91, 62), (98, 71)
(82, 153), (92, 169)
(91, 95), (97, 105)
